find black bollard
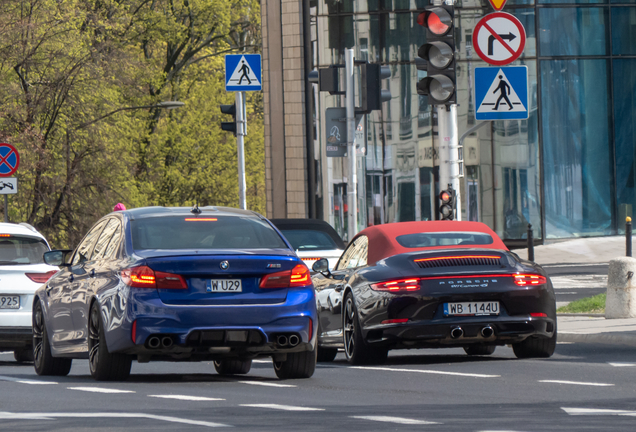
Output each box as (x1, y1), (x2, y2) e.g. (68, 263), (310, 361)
(527, 224), (534, 262)
(627, 217), (632, 257)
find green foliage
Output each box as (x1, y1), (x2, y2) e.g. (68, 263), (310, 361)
(557, 293), (606, 314)
(0, 0), (264, 248)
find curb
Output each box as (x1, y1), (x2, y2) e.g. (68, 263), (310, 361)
(558, 332), (636, 347)
(557, 313), (605, 317)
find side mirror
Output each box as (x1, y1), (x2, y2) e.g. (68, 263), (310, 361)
(44, 250), (73, 267)
(312, 258), (330, 274)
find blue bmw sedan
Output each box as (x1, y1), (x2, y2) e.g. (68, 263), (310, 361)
(32, 206), (317, 381)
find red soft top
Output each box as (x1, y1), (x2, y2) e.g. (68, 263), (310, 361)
(356, 221), (508, 266)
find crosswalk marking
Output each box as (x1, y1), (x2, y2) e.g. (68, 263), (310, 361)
(539, 380), (613, 387)
(563, 407), (636, 417)
(351, 415), (439, 425)
(239, 381), (296, 388)
(240, 404), (324, 411)
(149, 395), (224, 401)
(351, 366), (500, 378)
(608, 363), (636, 367)
(0, 375), (57, 385)
(68, 387), (135, 393)
(0, 412), (229, 427)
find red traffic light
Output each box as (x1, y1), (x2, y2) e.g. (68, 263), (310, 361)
(440, 190), (452, 203)
(417, 8), (453, 36)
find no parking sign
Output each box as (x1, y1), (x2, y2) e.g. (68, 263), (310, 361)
(0, 143), (20, 177)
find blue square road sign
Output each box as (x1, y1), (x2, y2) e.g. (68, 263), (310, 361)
(475, 66), (528, 121)
(225, 54), (262, 92)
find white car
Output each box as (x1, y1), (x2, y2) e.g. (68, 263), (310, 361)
(0, 223), (59, 362)
(270, 219), (345, 270)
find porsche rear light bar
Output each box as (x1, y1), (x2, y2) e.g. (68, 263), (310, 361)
(381, 318), (409, 324)
(259, 264), (311, 289)
(371, 273), (547, 292)
(371, 278), (420, 292)
(414, 255), (501, 263)
(121, 266), (188, 289)
(26, 270), (58, 283)
(513, 274), (547, 286)
(530, 312), (547, 317)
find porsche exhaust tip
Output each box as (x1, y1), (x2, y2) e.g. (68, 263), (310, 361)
(277, 335), (288, 347)
(481, 326), (494, 338)
(161, 336), (174, 348)
(288, 334), (300, 347)
(450, 327), (463, 339)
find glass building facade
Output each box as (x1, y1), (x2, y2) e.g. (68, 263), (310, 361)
(308, 0), (636, 243)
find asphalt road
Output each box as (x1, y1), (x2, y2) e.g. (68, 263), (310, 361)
(1, 341), (636, 431)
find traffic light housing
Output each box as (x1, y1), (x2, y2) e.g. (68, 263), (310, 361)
(439, 187), (456, 220)
(360, 63), (392, 113)
(417, 5), (457, 106)
(220, 104), (237, 136)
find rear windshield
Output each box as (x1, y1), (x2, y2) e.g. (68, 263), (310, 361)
(280, 229), (339, 251)
(0, 236), (49, 265)
(396, 231), (494, 248)
(131, 216), (288, 250)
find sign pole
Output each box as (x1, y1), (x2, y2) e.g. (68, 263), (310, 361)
(236, 91), (247, 210)
(345, 48), (357, 242)
(3, 195), (7, 223)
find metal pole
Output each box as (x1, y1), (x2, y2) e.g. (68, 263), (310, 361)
(627, 217), (632, 257)
(3, 195), (7, 223)
(527, 223), (534, 262)
(345, 48), (357, 242)
(437, 104), (461, 220)
(236, 91), (247, 210)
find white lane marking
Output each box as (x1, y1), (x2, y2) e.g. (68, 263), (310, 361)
(68, 387), (135, 394)
(563, 407), (636, 417)
(240, 404), (324, 411)
(539, 380), (614, 387)
(0, 412), (229, 427)
(251, 359), (270, 364)
(0, 375), (57, 385)
(351, 415), (439, 425)
(351, 366), (499, 378)
(609, 362), (636, 367)
(557, 342), (574, 345)
(149, 395), (225, 401)
(239, 381), (296, 388)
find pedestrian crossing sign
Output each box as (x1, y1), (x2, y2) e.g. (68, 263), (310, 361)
(475, 66), (528, 120)
(225, 54), (262, 92)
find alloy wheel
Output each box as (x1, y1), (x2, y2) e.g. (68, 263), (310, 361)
(32, 303), (45, 369)
(88, 307), (100, 373)
(343, 296), (356, 358)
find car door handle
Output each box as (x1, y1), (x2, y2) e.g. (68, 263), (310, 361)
(334, 284), (344, 292)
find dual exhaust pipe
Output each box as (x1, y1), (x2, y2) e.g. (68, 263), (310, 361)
(276, 333), (300, 348)
(147, 335), (174, 349)
(450, 326), (494, 339)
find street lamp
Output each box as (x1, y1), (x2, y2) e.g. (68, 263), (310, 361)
(76, 101), (185, 129)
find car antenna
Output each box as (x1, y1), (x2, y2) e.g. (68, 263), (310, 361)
(190, 204), (202, 214)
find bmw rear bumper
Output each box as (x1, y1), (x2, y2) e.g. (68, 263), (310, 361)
(363, 315), (555, 349)
(105, 288), (317, 359)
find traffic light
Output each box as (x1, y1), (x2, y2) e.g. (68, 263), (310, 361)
(416, 5), (457, 106)
(439, 187), (456, 220)
(360, 63), (392, 113)
(220, 104), (237, 136)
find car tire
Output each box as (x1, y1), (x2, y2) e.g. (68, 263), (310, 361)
(88, 303), (132, 381)
(317, 347), (338, 362)
(273, 348), (317, 379)
(214, 359), (252, 375)
(463, 344), (496, 356)
(14, 348), (34, 363)
(343, 293), (388, 366)
(512, 326), (557, 359)
(33, 301), (72, 376)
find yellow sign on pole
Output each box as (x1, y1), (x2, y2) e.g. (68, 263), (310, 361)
(488, 0), (507, 10)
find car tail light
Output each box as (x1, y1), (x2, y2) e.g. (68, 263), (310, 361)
(381, 318), (409, 324)
(184, 218), (217, 221)
(131, 320), (137, 344)
(371, 278), (420, 292)
(26, 271), (58, 283)
(121, 266), (187, 289)
(259, 264), (311, 289)
(308, 317), (313, 338)
(513, 274), (547, 286)
(530, 312), (547, 318)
